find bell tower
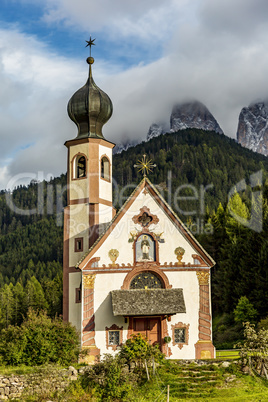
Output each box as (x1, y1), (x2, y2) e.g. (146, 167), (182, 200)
(63, 45), (115, 324)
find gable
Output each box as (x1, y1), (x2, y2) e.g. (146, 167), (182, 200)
(78, 178), (215, 270)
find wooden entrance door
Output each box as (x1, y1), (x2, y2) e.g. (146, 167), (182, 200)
(133, 317), (161, 346)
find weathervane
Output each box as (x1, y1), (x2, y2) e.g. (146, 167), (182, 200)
(85, 36), (96, 57)
(134, 154), (156, 177)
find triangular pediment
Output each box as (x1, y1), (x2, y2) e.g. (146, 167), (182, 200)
(78, 178), (215, 270)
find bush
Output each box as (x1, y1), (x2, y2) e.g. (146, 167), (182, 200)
(119, 333), (164, 368)
(82, 354), (133, 401)
(235, 322), (268, 369)
(81, 333), (165, 400)
(0, 309), (80, 366)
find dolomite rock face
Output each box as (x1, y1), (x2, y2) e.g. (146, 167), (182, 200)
(116, 100), (224, 152)
(147, 123), (169, 141)
(170, 101), (223, 134)
(237, 101), (268, 156)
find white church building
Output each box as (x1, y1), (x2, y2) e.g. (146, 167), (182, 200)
(63, 50), (215, 364)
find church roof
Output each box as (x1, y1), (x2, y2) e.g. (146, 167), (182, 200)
(111, 288), (186, 316)
(77, 177), (215, 269)
(67, 57), (113, 140)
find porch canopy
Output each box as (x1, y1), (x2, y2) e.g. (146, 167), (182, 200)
(111, 288), (186, 316)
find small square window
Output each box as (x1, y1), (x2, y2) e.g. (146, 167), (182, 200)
(75, 237), (83, 252)
(75, 288), (81, 303)
(174, 328), (186, 343)
(109, 330), (120, 345)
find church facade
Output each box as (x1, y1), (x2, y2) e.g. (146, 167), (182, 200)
(63, 53), (215, 364)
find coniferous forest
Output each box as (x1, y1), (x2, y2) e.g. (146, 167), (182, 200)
(0, 129), (267, 347)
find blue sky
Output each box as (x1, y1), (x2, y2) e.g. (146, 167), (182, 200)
(1, 0), (268, 189)
(0, 1), (162, 67)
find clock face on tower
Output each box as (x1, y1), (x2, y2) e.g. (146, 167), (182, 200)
(130, 272), (163, 289)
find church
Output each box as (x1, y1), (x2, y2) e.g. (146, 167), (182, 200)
(63, 48), (215, 364)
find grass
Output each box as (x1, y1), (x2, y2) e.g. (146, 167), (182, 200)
(216, 349), (240, 359)
(0, 365), (38, 376)
(131, 361), (268, 402)
(2, 360), (268, 401)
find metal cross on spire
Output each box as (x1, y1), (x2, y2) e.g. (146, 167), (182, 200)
(85, 36), (96, 57)
(134, 154), (156, 177)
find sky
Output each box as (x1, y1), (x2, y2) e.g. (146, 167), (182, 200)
(1, 0), (268, 189)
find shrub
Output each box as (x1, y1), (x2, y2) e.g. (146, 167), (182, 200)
(235, 322), (268, 369)
(119, 333), (164, 369)
(0, 309), (79, 366)
(81, 334), (165, 400)
(82, 354), (133, 401)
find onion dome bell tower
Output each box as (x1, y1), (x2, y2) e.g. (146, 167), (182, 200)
(67, 56), (113, 139)
(63, 39), (115, 324)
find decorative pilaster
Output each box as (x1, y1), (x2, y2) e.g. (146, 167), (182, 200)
(81, 274), (100, 364)
(195, 270), (215, 359)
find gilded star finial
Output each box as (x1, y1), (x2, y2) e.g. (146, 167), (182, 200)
(134, 154), (156, 178)
(85, 36), (96, 57)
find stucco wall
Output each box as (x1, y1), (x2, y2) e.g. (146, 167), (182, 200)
(92, 270), (199, 359)
(85, 190), (203, 268)
(69, 272), (82, 332)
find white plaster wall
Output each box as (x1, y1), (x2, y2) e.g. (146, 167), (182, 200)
(69, 272), (82, 332)
(69, 204), (89, 267)
(92, 270), (200, 359)
(165, 271), (199, 359)
(84, 190), (203, 268)
(94, 273), (128, 357)
(99, 203), (113, 225)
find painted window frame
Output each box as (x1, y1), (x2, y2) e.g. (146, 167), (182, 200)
(171, 322), (190, 349)
(105, 324), (123, 351)
(75, 287), (81, 303)
(100, 155), (111, 182)
(71, 153), (87, 181)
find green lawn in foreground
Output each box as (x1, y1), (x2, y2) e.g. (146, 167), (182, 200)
(2, 361), (268, 401)
(216, 349), (240, 359)
(127, 361), (268, 402)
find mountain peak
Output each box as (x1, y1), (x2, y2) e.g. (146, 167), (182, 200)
(237, 101), (268, 156)
(170, 101), (223, 134)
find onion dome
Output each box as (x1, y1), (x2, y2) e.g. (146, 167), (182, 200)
(67, 57), (113, 139)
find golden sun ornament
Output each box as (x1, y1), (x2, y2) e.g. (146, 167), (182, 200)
(134, 154), (156, 177)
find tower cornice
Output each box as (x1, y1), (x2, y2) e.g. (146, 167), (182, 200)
(64, 137), (115, 149)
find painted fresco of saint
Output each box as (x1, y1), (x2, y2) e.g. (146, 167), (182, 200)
(136, 234), (155, 261)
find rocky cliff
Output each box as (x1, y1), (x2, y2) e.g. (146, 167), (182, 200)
(147, 122), (169, 141)
(146, 100), (223, 141)
(170, 101), (223, 134)
(237, 101), (268, 156)
(115, 100), (223, 153)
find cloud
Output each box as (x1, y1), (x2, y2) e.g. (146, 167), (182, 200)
(42, 0), (185, 42)
(0, 27), (81, 188)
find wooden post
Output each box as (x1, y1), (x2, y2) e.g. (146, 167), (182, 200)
(145, 360), (150, 381)
(167, 384), (170, 402)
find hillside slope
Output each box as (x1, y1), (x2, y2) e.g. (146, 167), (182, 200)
(0, 128), (267, 331)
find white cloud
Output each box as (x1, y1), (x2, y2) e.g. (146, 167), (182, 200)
(42, 0), (185, 42)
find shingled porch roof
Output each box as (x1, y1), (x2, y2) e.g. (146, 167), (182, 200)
(111, 288), (186, 316)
